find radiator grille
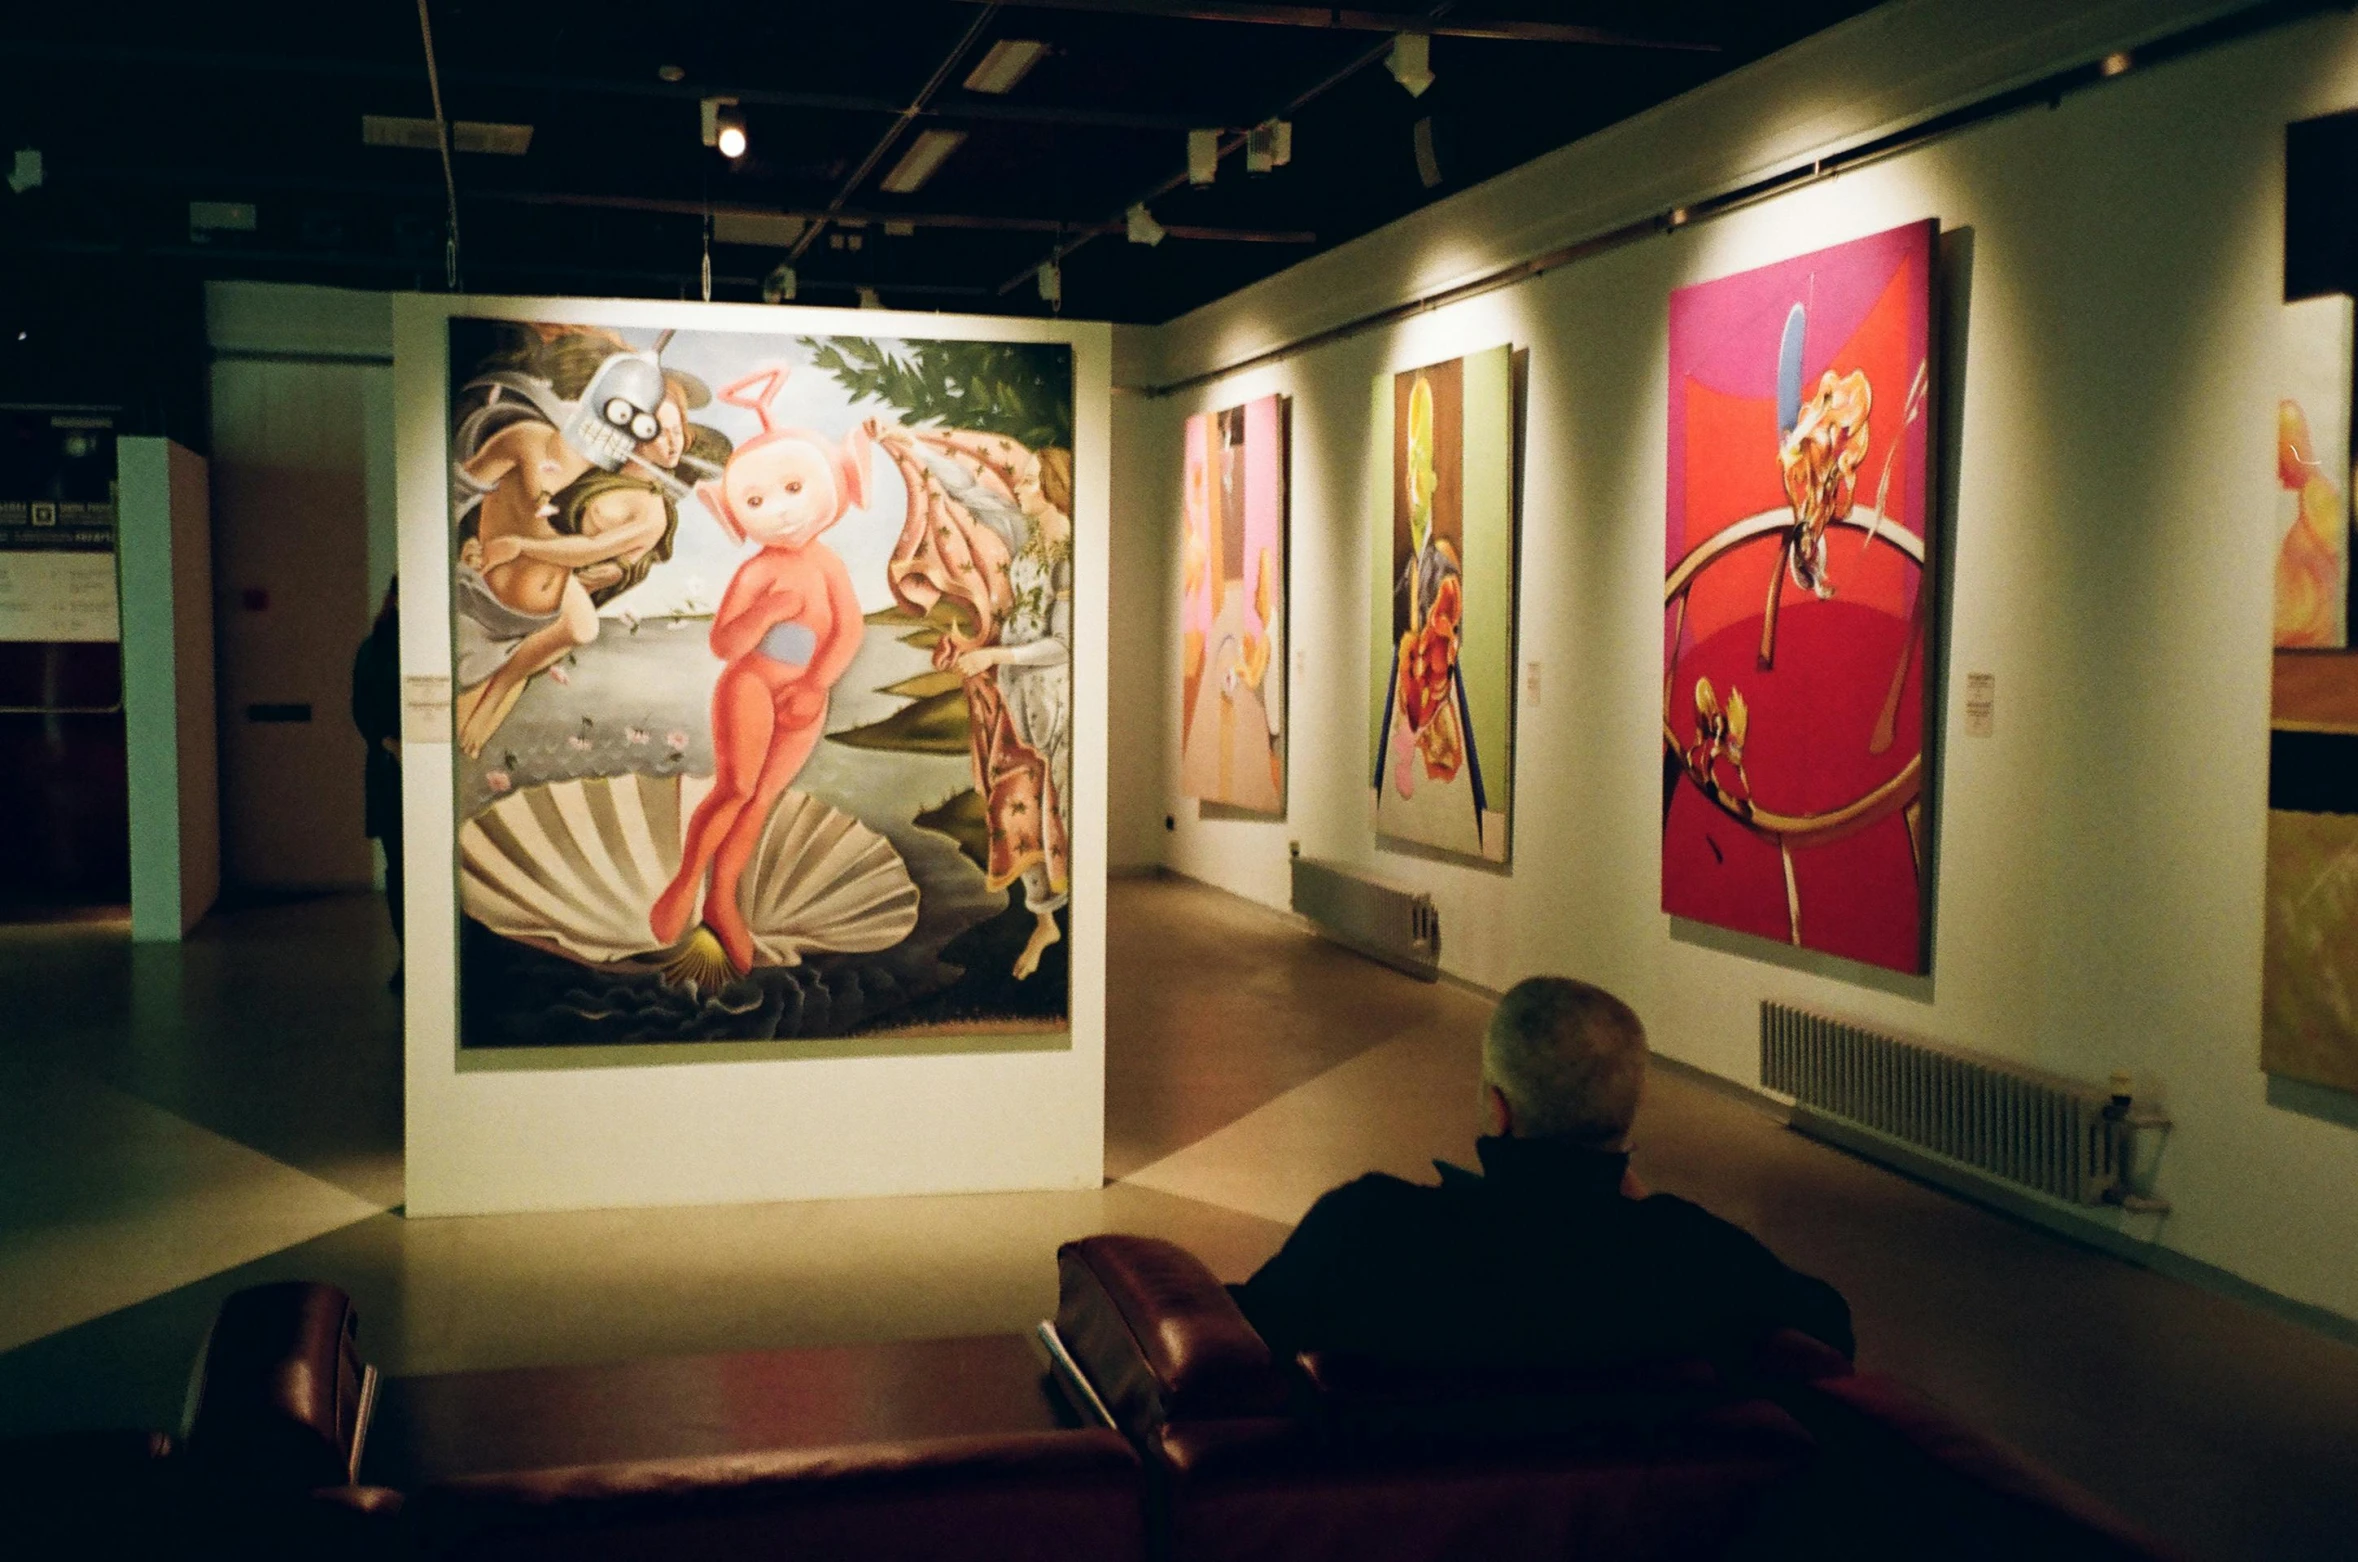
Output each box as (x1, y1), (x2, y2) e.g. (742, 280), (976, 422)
(1760, 1002), (2122, 1205)
(1290, 856), (1439, 980)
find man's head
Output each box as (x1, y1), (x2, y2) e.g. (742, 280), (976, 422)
(1480, 978), (1647, 1148)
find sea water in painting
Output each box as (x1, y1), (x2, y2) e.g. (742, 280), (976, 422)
(1662, 220), (1937, 974)
(1180, 395), (1287, 814)
(1369, 348), (1514, 864)
(2264, 292), (2358, 1091)
(446, 319), (1074, 1049)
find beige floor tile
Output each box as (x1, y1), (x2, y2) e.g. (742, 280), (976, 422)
(0, 1072), (385, 1355)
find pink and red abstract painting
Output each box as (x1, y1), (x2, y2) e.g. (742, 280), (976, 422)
(1663, 220), (1938, 974)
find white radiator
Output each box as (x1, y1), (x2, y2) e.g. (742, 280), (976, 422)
(1761, 1002), (2149, 1207)
(1290, 856), (1439, 981)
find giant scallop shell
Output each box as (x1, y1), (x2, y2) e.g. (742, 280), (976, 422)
(459, 774), (920, 970)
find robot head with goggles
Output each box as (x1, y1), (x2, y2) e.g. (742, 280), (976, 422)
(561, 351), (672, 472)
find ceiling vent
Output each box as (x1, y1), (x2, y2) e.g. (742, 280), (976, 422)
(361, 116), (534, 156)
(963, 39), (1047, 95)
(880, 130), (966, 195)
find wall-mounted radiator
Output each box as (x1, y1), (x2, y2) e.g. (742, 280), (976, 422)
(1760, 1002), (2162, 1209)
(1290, 856), (1439, 981)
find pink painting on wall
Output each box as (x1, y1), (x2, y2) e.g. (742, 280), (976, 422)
(1180, 394), (1287, 813)
(1662, 220), (1938, 974)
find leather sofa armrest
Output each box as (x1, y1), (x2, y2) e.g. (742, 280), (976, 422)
(1749, 1328), (1854, 1384)
(185, 1281), (373, 1492)
(1055, 1236), (1290, 1436)
(1807, 1373), (2187, 1561)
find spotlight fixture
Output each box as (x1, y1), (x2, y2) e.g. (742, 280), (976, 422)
(1245, 120), (1292, 175)
(1412, 116), (1442, 189)
(657, 63), (686, 83)
(881, 129), (966, 195)
(2099, 50), (2133, 77)
(761, 262), (797, 304)
(701, 97), (746, 158)
(963, 39), (1048, 96)
(857, 287), (883, 310)
(7, 149), (43, 195)
(1388, 34), (1434, 98)
(1125, 203), (1166, 246)
(1037, 261), (1062, 305)
(1186, 129), (1220, 187)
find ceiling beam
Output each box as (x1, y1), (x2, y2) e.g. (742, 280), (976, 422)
(790, 3), (1004, 263)
(965, 1), (1716, 49)
(7, 42), (1234, 136)
(53, 164), (1315, 244)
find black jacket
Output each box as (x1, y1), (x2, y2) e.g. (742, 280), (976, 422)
(1230, 1135), (1854, 1369)
(351, 618), (401, 840)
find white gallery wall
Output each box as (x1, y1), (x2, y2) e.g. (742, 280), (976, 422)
(1112, 0), (2358, 1323)
(206, 283), (396, 892)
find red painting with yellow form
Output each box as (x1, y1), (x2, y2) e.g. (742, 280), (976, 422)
(1663, 220), (1937, 974)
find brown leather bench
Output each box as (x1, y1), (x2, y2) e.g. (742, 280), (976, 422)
(6, 1246), (2187, 1561)
(1048, 1233), (2189, 1562)
(370, 1332), (1145, 1561)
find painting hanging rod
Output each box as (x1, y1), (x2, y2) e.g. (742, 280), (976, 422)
(1135, 0), (2333, 399)
(959, 0), (1717, 50)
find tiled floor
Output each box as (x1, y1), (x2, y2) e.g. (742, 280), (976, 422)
(3, 876), (2356, 1560)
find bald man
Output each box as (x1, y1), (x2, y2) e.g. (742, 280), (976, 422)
(1231, 977), (1852, 1369)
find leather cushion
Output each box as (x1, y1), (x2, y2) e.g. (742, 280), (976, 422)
(1807, 1373), (2186, 1560)
(411, 1429), (1144, 1562)
(1057, 1236), (1289, 1430)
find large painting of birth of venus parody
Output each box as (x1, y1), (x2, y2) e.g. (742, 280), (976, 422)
(2264, 292), (2358, 1093)
(1180, 395), (1287, 814)
(1663, 219), (1937, 975)
(445, 319), (1075, 1049)
(1370, 347), (1515, 864)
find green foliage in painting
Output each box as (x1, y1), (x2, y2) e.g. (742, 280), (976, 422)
(830, 689), (973, 754)
(914, 788), (991, 874)
(802, 337), (1073, 451)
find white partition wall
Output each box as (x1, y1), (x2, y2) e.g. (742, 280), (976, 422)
(395, 293), (1110, 1217)
(118, 438), (219, 941)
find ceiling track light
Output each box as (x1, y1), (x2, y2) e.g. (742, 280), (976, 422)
(1037, 260), (1062, 306)
(762, 262), (797, 303)
(1245, 120), (1292, 175)
(1388, 33), (1435, 98)
(1186, 129), (1221, 187)
(1125, 203), (1166, 246)
(701, 97), (746, 159)
(1412, 116), (1442, 189)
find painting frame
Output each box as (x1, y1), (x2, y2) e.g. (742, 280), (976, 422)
(1662, 219), (1941, 976)
(1179, 393), (1290, 816)
(1367, 345), (1517, 866)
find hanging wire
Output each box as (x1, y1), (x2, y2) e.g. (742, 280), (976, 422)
(414, 0), (461, 290)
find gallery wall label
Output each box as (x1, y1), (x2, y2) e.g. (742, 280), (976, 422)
(1662, 219), (1939, 974)
(1369, 346), (1516, 865)
(1179, 394), (1288, 814)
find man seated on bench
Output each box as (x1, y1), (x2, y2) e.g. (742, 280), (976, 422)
(1230, 976), (1853, 1370)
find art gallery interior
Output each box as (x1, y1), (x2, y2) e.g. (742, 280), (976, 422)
(6, 1), (2358, 1557)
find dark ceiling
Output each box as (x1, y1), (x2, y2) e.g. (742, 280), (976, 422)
(5, 1), (1883, 325)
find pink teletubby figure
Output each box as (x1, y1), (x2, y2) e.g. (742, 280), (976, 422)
(648, 367), (872, 988)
